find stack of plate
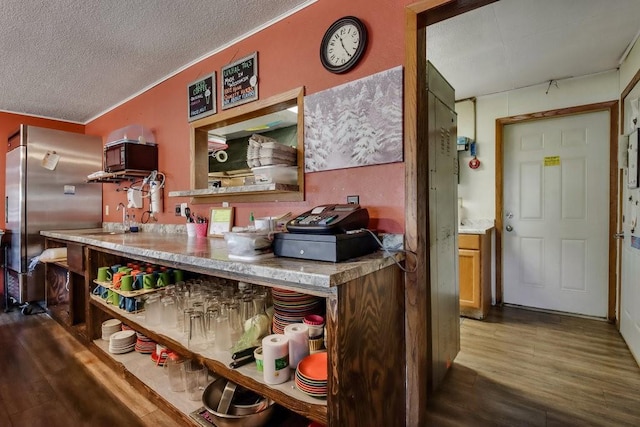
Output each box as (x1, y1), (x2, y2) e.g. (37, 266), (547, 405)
(134, 332), (156, 354)
(295, 352), (327, 398)
(109, 330), (136, 354)
(101, 319), (122, 341)
(271, 288), (323, 334)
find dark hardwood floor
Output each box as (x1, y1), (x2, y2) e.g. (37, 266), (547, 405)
(0, 309), (174, 427)
(2, 305), (639, 426)
(427, 307), (640, 426)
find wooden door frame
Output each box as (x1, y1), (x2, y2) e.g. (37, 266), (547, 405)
(495, 101), (619, 321)
(404, 1), (497, 426)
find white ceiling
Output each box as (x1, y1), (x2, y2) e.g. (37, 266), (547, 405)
(0, 0), (313, 123)
(427, 0), (640, 100)
(1, 0), (639, 124)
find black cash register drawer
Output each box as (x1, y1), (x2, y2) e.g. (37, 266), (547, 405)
(273, 231), (378, 262)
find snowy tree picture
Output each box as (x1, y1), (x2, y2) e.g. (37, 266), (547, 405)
(304, 66), (403, 172)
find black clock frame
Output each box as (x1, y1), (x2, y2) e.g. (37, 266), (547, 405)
(320, 16), (368, 74)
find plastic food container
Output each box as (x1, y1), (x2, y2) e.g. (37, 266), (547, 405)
(251, 165), (298, 185)
(223, 232), (272, 256)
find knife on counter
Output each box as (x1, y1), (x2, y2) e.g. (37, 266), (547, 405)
(231, 346), (258, 360)
(229, 354), (255, 369)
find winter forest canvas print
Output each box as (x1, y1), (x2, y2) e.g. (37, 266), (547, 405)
(304, 66), (403, 172)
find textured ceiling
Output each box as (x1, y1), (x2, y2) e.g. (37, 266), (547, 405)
(0, 0), (313, 123)
(1, 1), (640, 124)
(428, 0), (640, 100)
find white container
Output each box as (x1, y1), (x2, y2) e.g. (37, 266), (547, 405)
(254, 217), (277, 231)
(251, 165), (298, 185)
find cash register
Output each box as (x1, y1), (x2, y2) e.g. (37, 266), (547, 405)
(273, 204), (379, 262)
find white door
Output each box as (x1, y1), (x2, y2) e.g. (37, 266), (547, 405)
(620, 169), (640, 361)
(503, 111), (609, 317)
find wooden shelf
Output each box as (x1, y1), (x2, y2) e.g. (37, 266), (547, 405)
(168, 183), (301, 203)
(90, 295), (327, 424)
(48, 303), (71, 326)
(92, 338), (203, 417)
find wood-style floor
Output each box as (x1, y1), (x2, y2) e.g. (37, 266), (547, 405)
(0, 309), (174, 427)
(427, 307), (640, 427)
(2, 306), (639, 426)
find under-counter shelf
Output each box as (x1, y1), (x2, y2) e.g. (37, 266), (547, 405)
(89, 295), (328, 424)
(92, 337), (202, 416)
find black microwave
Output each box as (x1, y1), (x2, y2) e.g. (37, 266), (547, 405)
(104, 141), (158, 173)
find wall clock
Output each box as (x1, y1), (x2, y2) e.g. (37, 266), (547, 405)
(320, 16), (368, 74)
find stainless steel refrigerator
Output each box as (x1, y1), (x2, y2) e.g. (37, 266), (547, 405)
(5, 125), (102, 304)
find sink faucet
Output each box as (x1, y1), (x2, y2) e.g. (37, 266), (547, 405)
(116, 202), (128, 232)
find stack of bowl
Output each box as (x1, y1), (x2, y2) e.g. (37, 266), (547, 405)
(201, 377), (274, 427)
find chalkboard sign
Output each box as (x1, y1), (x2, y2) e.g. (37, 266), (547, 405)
(221, 52), (258, 110)
(188, 72), (216, 121)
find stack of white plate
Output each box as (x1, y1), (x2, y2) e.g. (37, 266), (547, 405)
(102, 319), (122, 341)
(109, 330), (136, 354)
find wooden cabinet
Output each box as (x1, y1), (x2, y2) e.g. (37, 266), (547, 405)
(43, 240), (88, 340)
(66, 238), (406, 427)
(458, 232), (492, 319)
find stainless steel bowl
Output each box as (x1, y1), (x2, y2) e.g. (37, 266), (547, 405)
(202, 377), (275, 427)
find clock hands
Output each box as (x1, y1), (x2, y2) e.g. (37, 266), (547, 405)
(338, 36), (353, 58)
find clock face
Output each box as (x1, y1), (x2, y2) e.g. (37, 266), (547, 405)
(325, 24), (361, 67)
(320, 17), (367, 74)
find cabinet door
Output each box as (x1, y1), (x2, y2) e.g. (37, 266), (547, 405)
(459, 249), (480, 309)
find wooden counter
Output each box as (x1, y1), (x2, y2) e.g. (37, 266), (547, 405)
(42, 229), (406, 427)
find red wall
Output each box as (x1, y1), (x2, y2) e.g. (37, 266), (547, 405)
(0, 113), (85, 228)
(0, 0), (408, 234)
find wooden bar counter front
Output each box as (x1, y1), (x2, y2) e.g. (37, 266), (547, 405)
(41, 229), (406, 427)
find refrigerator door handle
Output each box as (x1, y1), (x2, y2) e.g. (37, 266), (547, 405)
(5, 197), (7, 224)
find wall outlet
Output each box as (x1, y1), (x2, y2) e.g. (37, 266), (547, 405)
(174, 204), (181, 216)
(180, 202), (188, 217)
(347, 195), (359, 204)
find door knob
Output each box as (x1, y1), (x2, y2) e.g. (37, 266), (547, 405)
(614, 232), (624, 239)
(505, 225), (513, 232)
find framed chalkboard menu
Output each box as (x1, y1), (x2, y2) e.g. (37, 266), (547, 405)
(221, 52), (258, 110)
(188, 73), (216, 121)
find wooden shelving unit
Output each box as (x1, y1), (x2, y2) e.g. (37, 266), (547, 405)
(84, 248), (328, 426)
(43, 232), (407, 427)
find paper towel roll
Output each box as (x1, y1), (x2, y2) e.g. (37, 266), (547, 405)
(284, 323), (309, 369)
(261, 334), (290, 384)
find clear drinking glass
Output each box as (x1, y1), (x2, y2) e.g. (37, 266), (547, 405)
(226, 302), (243, 344)
(188, 311), (208, 351)
(183, 360), (208, 401)
(205, 307), (219, 344)
(213, 313), (231, 352)
(145, 294), (162, 326)
(163, 353), (186, 392)
(161, 296), (178, 329)
(240, 295), (255, 327)
(181, 307), (195, 335)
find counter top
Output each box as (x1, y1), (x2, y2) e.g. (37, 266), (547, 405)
(458, 219), (495, 235)
(41, 229), (403, 295)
